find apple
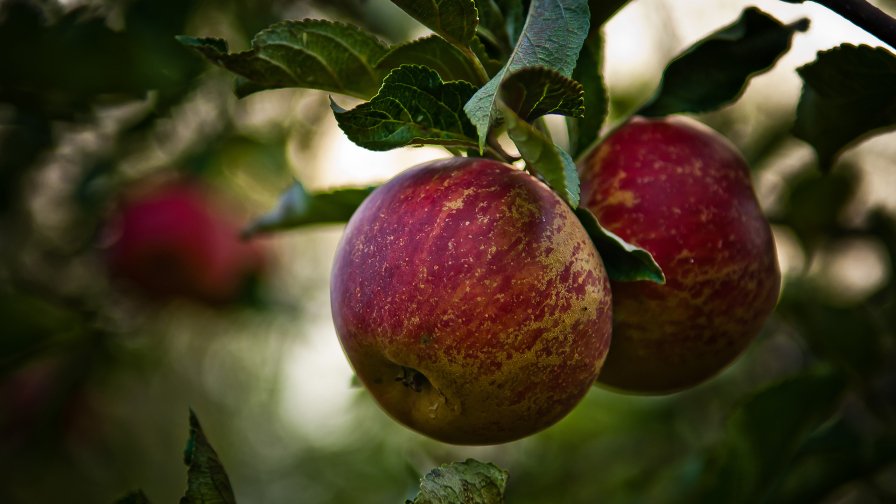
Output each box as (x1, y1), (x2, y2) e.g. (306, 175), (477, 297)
(578, 116), (781, 394)
(103, 181), (267, 305)
(330, 157), (612, 444)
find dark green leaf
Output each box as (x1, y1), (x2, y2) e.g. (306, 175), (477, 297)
(692, 368), (848, 504)
(332, 65), (479, 151)
(407, 459), (509, 504)
(500, 102), (579, 207)
(500, 67), (584, 121)
(495, 0), (526, 46)
(470, 35), (505, 76)
(180, 410), (236, 504)
(793, 44), (896, 170)
(589, 0), (631, 28)
(116, 490), (152, 504)
(390, 0), (478, 47)
(178, 20), (389, 99)
(638, 7), (809, 117)
(568, 32), (607, 159)
(474, 0), (513, 52)
(464, 0), (590, 150)
(243, 182), (375, 237)
(376, 35), (481, 84)
(574, 207), (665, 283)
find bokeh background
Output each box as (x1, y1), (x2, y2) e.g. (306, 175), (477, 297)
(1, 0), (895, 502)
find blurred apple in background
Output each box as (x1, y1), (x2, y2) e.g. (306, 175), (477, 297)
(102, 180), (268, 306)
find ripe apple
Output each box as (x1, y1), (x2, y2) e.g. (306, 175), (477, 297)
(103, 181), (267, 305)
(331, 157), (612, 444)
(578, 116), (780, 394)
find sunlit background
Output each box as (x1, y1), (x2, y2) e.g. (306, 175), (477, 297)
(1, 0), (895, 502)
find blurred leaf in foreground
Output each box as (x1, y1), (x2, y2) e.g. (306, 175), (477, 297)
(407, 459), (508, 504)
(181, 410), (236, 504)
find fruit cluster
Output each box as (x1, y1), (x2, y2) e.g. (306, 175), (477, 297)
(331, 116), (781, 444)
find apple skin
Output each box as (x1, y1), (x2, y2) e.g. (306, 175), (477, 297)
(578, 116), (781, 394)
(331, 157), (612, 444)
(104, 182), (266, 305)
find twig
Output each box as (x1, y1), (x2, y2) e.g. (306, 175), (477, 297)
(786, 0), (896, 50)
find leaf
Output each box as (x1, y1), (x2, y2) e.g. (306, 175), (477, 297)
(464, 0), (590, 150)
(574, 207), (665, 283)
(793, 44), (896, 170)
(692, 368), (848, 503)
(474, 0), (513, 52)
(115, 490), (152, 504)
(390, 0), (478, 47)
(177, 19), (389, 99)
(407, 459), (509, 504)
(638, 7), (809, 117)
(332, 65), (479, 151)
(180, 410), (236, 504)
(376, 35), (481, 84)
(243, 182), (375, 237)
(568, 32), (607, 159)
(589, 0), (631, 28)
(500, 67), (584, 121)
(494, 0), (526, 46)
(470, 35), (505, 76)
(499, 102), (579, 207)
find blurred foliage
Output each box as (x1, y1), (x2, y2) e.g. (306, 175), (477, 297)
(0, 1), (895, 503)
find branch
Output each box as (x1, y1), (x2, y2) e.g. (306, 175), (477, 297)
(784, 0), (896, 50)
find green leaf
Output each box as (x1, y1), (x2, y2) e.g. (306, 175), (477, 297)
(500, 102), (579, 207)
(376, 35), (481, 84)
(500, 67), (584, 121)
(470, 35), (505, 76)
(243, 182), (376, 237)
(407, 459), (509, 504)
(180, 410), (236, 504)
(474, 0), (513, 52)
(494, 0), (526, 46)
(574, 207), (665, 283)
(390, 0), (478, 47)
(464, 0), (591, 150)
(568, 32), (607, 159)
(116, 491), (152, 504)
(332, 65), (479, 151)
(638, 7), (809, 117)
(692, 368), (848, 503)
(589, 0), (631, 28)
(177, 19), (389, 99)
(793, 44), (896, 171)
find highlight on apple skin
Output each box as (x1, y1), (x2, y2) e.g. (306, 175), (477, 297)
(330, 157), (612, 445)
(103, 181), (267, 306)
(579, 116), (781, 394)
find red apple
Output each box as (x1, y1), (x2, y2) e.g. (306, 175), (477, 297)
(331, 157), (612, 444)
(579, 116), (780, 394)
(103, 181), (267, 305)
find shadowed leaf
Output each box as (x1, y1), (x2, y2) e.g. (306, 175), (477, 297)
(793, 44), (896, 170)
(574, 207), (665, 283)
(390, 0), (478, 47)
(568, 32), (607, 159)
(639, 7), (808, 117)
(377, 35), (481, 84)
(178, 20), (389, 99)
